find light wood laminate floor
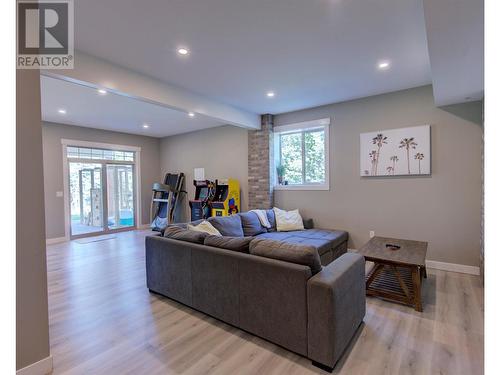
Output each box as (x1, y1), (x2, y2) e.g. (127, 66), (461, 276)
(47, 230), (484, 374)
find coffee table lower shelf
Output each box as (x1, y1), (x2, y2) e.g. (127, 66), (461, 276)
(365, 262), (425, 312)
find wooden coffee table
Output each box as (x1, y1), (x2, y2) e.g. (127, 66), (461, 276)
(358, 236), (428, 312)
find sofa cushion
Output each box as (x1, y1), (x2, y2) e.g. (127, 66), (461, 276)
(293, 229), (348, 249)
(249, 238), (322, 275)
(255, 232), (330, 256)
(239, 212), (267, 236)
(266, 209), (276, 232)
(273, 207), (305, 232)
(249, 209), (272, 229)
(254, 231), (296, 241)
(208, 215), (244, 237)
(187, 220), (222, 236)
(163, 226), (207, 244)
(255, 229), (348, 256)
(204, 235), (253, 253)
(166, 219), (204, 230)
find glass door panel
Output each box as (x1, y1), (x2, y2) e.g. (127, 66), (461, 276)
(106, 164), (135, 230)
(69, 163), (104, 236)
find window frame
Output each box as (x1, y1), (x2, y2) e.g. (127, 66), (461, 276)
(274, 118), (330, 191)
(66, 146), (135, 162)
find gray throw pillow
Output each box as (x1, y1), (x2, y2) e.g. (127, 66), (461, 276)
(163, 226), (207, 244)
(303, 218), (314, 229)
(249, 238), (322, 275)
(204, 235), (253, 253)
(239, 212), (266, 236)
(266, 209), (276, 232)
(208, 215), (244, 237)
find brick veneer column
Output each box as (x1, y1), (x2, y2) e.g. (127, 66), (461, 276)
(248, 114), (274, 210)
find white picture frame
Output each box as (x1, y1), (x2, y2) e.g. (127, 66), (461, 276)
(360, 125), (431, 177)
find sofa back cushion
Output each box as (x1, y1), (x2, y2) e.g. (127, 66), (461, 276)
(164, 219), (204, 232)
(249, 238), (322, 274)
(266, 209), (276, 232)
(208, 215), (244, 237)
(163, 226), (208, 244)
(187, 220), (222, 236)
(204, 235), (253, 253)
(239, 212), (267, 236)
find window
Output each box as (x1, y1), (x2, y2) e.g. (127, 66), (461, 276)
(66, 146), (135, 162)
(274, 118), (330, 190)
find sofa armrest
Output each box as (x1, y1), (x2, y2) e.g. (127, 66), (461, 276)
(307, 252), (365, 369)
(145, 235), (193, 305)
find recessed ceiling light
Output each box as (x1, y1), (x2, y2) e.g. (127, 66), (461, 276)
(378, 61), (390, 70)
(188, 112), (195, 117)
(142, 124), (150, 129)
(177, 48), (189, 55)
(266, 91), (275, 98)
(58, 109), (66, 114)
(97, 88), (107, 95)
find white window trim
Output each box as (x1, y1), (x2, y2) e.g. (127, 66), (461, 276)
(61, 139), (142, 240)
(61, 138), (141, 152)
(274, 118), (330, 191)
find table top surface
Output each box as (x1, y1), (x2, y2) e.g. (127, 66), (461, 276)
(358, 236), (428, 267)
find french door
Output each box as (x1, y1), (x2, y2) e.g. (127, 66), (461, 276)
(68, 160), (136, 238)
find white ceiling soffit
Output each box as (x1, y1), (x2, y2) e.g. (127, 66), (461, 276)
(73, 0), (432, 114)
(41, 75), (228, 138)
(42, 51), (260, 130)
(423, 0), (484, 106)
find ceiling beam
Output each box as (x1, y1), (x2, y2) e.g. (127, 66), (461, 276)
(42, 51), (260, 129)
(423, 0), (484, 106)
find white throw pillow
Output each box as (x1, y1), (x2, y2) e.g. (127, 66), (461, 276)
(273, 207), (304, 232)
(187, 220), (222, 236)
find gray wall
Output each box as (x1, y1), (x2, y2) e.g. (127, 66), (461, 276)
(42, 122), (161, 239)
(160, 125), (249, 222)
(17, 70), (50, 369)
(274, 85), (482, 267)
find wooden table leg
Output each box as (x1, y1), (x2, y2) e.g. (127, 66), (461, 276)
(392, 265), (412, 305)
(366, 263), (384, 289)
(411, 266), (422, 312)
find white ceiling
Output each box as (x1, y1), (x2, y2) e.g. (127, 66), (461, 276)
(40, 75), (225, 137)
(423, 0), (484, 106)
(42, 0), (483, 137)
(73, 0), (432, 114)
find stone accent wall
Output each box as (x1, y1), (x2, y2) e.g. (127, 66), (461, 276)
(248, 114), (274, 209)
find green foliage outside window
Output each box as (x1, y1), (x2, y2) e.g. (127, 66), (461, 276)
(279, 128), (326, 185)
(280, 132), (302, 184)
(305, 130), (325, 183)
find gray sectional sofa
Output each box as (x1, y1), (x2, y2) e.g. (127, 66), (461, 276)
(145, 210), (365, 371)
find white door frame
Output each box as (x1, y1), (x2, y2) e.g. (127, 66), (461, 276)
(61, 139), (142, 240)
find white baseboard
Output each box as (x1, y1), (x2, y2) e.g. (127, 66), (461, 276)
(348, 249), (480, 276)
(46, 236), (67, 245)
(425, 260), (480, 275)
(137, 223), (151, 230)
(17, 356), (53, 375)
